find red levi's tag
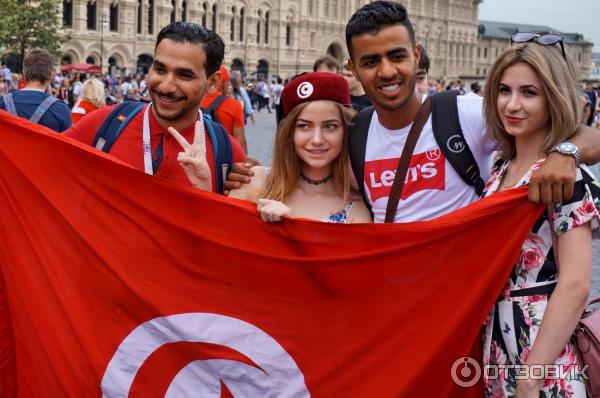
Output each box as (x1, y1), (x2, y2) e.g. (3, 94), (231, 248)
(364, 149), (446, 202)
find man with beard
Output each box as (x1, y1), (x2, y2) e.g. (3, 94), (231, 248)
(345, 0), (600, 223)
(64, 22), (246, 192)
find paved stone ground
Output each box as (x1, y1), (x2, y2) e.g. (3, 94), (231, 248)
(245, 111), (600, 299)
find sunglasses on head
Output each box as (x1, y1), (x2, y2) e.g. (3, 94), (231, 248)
(511, 32), (567, 60)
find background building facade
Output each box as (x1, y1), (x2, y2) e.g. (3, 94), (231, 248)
(59, 0), (593, 82)
(477, 21), (593, 82)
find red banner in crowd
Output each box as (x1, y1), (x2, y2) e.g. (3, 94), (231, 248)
(0, 112), (542, 397)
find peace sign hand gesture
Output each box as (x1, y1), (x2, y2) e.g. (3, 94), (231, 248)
(167, 120), (212, 191)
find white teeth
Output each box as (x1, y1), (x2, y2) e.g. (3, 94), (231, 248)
(381, 84), (400, 92)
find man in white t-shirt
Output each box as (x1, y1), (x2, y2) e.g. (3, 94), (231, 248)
(271, 78), (283, 107)
(345, 1), (600, 223)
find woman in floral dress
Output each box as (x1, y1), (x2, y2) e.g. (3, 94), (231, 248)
(481, 37), (600, 397)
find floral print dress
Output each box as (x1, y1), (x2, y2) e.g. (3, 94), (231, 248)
(481, 157), (600, 398)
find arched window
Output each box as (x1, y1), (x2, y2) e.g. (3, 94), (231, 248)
(256, 10), (261, 44)
(230, 7), (236, 42)
(211, 4), (217, 31)
(324, 0), (329, 17)
(170, 0), (176, 23)
(333, 0), (337, 18)
(137, 0), (142, 34)
(309, 0), (314, 16)
(239, 8), (245, 42)
(264, 11), (269, 44)
(62, 0), (73, 27)
(181, 1), (187, 22)
(147, 0), (154, 34)
(86, 56), (96, 64)
(109, 3), (118, 32)
(286, 23), (291, 46)
(202, 3), (207, 27)
(87, 1), (97, 30)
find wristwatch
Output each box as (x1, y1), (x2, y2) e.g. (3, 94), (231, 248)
(548, 142), (580, 166)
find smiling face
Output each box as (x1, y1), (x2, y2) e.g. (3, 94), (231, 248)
(147, 38), (220, 128)
(497, 62), (550, 142)
(347, 24), (419, 114)
(293, 100), (345, 176)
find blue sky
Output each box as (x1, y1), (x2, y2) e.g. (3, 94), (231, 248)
(478, 0), (600, 52)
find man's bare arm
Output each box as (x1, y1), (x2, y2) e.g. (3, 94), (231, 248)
(529, 124), (600, 205)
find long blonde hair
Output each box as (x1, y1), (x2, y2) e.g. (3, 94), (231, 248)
(261, 101), (355, 203)
(483, 43), (581, 159)
(81, 78), (106, 108)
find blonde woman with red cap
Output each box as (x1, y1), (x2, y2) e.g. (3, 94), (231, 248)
(229, 72), (372, 223)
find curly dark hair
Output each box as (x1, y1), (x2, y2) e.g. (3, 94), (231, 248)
(346, 1), (415, 60)
(156, 22), (224, 77)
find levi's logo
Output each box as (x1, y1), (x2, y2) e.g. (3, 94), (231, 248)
(364, 149), (446, 202)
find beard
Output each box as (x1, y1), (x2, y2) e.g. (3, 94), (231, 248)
(150, 100), (187, 121)
(149, 89), (197, 122)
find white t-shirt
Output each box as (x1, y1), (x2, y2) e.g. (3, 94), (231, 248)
(363, 94), (497, 223)
(272, 83), (283, 105)
(72, 81), (83, 97)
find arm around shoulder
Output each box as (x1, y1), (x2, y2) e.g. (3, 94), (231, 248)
(570, 123), (600, 164)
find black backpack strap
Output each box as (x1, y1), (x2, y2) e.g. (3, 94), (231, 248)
(201, 95), (228, 124)
(92, 101), (146, 153)
(431, 91), (485, 196)
(348, 105), (375, 216)
(204, 116), (233, 194)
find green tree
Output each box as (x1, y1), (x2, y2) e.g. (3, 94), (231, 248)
(0, 0), (69, 71)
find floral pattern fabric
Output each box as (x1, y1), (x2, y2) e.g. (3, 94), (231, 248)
(321, 201), (353, 224)
(481, 157), (600, 398)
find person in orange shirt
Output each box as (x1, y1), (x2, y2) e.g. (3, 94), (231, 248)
(71, 78), (106, 124)
(200, 66), (247, 153)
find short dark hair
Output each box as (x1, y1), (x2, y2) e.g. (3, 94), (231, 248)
(313, 55), (340, 72)
(417, 44), (430, 73)
(23, 48), (54, 83)
(156, 22), (224, 77)
(346, 1), (415, 60)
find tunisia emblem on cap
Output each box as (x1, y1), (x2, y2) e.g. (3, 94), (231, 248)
(296, 82), (314, 99)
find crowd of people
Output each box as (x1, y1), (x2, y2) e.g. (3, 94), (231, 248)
(2, 0), (600, 396)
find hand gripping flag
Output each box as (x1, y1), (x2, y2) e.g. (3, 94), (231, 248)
(0, 111), (542, 397)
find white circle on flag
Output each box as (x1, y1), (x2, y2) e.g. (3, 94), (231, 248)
(101, 313), (310, 397)
(297, 82), (314, 99)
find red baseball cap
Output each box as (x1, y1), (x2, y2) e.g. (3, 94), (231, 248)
(280, 72), (351, 119)
(219, 66), (230, 83)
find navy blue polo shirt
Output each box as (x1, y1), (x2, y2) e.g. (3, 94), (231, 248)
(0, 89), (72, 132)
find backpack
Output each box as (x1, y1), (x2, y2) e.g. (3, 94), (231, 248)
(92, 101), (233, 194)
(200, 95), (228, 125)
(348, 90), (485, 215)
(3, 93), (59, 124)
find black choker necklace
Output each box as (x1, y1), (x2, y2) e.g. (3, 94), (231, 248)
(300, 173), (333, 185)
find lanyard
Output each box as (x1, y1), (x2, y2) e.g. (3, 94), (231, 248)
(142, 104), (202, 175)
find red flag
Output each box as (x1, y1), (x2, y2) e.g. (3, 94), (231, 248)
(0, 111), (542, 397)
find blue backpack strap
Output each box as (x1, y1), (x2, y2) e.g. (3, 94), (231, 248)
(30, 96), (59, 123)
(92, 101), (146, 152)
(203, 115), (233, 194)
(3, 93), (17, 115)
(200, 95), (227, 124)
